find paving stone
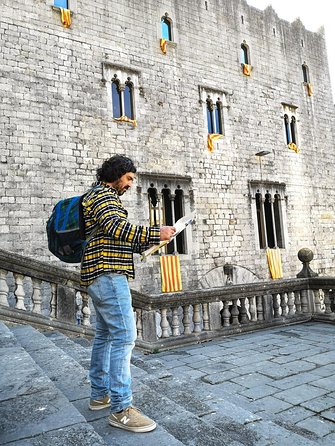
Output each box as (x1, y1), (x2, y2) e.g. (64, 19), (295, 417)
(320, 408), (335, 423)
(275, 406), (316, 423)
(247, 396), (292, 414)
(300, 395), (335, 413)
(275, 384), (328, 405)
(241, 384), (278, 400)
(7, 423), (107, 446)
(231, 372), (275, 389)
(312, 376), (335, 392)
(257, 364), (298, 380)
(296, 415), (335, 437)
(201, 370), (237, 384)
(304, 351), (335, 366)
(266, 371), (321, 390)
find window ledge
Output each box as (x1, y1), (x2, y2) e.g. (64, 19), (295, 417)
(51, 6), (73, 15)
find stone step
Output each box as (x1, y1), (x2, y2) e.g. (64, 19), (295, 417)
(43, 328), (322, 446)
(0, 321), (107, 446)
(7, 324), (185, 446)
(2, 322), (327, 446)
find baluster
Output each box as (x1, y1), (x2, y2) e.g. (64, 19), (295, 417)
(50, 283), (57, 318)
(287, 292), (295, 315)
(313, 289), (322, 313)
(136, 309), (143, 339)
(172, 308), (180, 336)
(182, 305), (191, 335)
(294, 291), (302, 314)
(231, 299), (240, 325)
(32, 278), (42, 314)
(14, 273), (26, 310)
(81, 292), (91, 326)
(75, 291), (83, 325)
(193, 304), (201, 333)
(272, 294), (280, 318)
(202, 303), (210, 330)
(280, 293), (287, 317)
(161, 308), (170, 338)
(300, 289), (309, 313)
(222, 301), (231, 327)
(239, 298), (248, 324)
(0, 269), (9, 307)
(256, 295), (264, 321)
(249, 296), (257, 321)
(323, 290), (331, 314)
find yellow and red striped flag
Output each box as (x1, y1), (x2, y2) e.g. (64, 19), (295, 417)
(60, 8), (72, 28)
(266, 248), (283, 279)
(160, 38), (167, 54)
(207, 133), (223, 152)
(160, 255), (182, 293)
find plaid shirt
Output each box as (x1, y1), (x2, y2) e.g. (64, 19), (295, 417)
(80, 182), (160, 286)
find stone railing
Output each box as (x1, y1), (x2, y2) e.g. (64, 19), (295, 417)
(0, 249), (94, 336)
(0, 248), (334, 351)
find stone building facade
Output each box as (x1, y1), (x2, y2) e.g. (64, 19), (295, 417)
(1, 0), (335, 293)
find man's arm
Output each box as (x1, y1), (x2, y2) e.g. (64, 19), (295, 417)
(91, 191), (174, 246)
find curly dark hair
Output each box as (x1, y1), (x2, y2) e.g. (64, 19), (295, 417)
(96, 155), (136, 182)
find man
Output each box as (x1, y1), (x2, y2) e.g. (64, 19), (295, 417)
(80, 155), (175, 433)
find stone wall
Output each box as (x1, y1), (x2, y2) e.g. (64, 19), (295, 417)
(1, 0), (334, 293)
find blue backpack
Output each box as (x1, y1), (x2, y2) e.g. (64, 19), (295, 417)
(46, 195), (89, 263)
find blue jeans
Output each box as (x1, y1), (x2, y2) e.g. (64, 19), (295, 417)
(87, 273), (136, 413)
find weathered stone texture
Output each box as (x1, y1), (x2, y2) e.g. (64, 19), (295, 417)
(1, 0), (334, 292)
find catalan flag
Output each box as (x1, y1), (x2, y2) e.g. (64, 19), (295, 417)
(60, 8), (71, 28)
(207, 133), (223, 152)
(288, 142), (300, 153)
(160, 255), (182, 293)
(160, 38), (167, 54)
(306, 83), (313, 96)
(266, 248), (283, 279)
(243, 63), (252, 76)
(113, 115), (137, 127)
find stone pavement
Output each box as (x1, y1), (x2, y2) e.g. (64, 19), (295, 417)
(0, 320), (334, 445)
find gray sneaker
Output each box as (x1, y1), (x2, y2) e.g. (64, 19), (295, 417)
(108, 406), (157, 433)
(89, 395), (111, 411)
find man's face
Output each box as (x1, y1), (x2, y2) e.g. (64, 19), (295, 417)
(112, 172), (135, 195)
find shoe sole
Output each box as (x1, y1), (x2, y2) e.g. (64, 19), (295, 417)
(108, 418), (157, 433)
(89, 404), (111, 411)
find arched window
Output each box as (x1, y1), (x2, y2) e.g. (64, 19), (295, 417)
(274, 194), (284, 248)
(241, 42), (250, 65)
(302, 63), (310, 83)
(111, 79), (122, 118)
(161, 15), (172, 41)
(253, 184), (285, 249)
(206, 96), (223, 135)
(214, 99), (223, 135)
(206, 97), (214, 133)
(148, 185), (159, 226)
(124, 78), (134, 119)
(284, 114), (290, 144)
(290, 116), (297, 144)
(174, 187), (186, 254)
(264, 193), (275, 249)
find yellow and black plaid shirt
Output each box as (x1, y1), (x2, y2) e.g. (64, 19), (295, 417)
(80, 182), (160, 286)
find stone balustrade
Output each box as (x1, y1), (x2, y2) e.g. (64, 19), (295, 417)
(0, 248), (334, 351)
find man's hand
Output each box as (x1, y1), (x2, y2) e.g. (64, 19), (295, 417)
(160, 226), (176, 241)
